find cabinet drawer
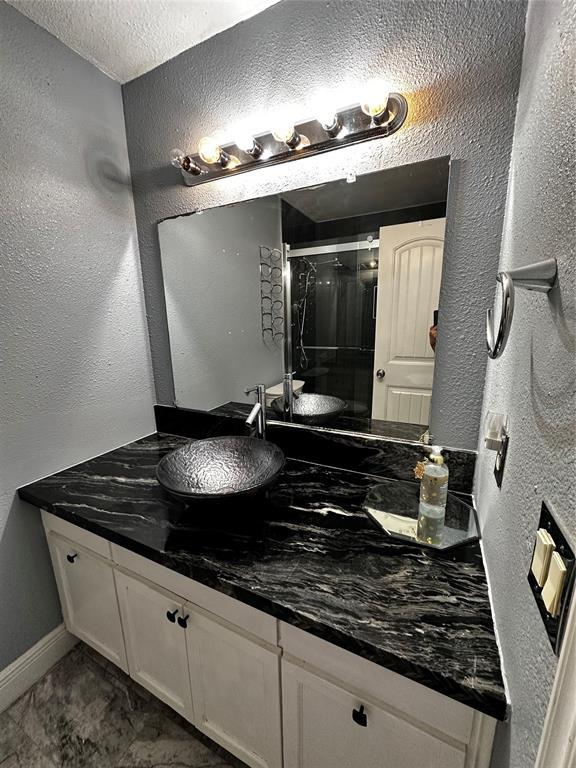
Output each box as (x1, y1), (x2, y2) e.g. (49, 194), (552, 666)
(42, 510), (112, 560)
(279, 621), (475, 744)
(283, 660), (466, 768)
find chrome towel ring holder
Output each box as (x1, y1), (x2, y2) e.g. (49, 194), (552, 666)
(486, 258), (558, 359)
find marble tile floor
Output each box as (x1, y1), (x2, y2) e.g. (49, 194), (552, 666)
(0, 643), (245, 768)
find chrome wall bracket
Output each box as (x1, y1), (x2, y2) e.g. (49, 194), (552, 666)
(486, 258), (558, 359)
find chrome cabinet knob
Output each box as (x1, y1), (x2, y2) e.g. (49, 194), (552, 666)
(376, 369), (386, 380)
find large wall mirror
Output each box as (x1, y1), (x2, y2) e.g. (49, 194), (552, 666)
(158, 157), (450, 442)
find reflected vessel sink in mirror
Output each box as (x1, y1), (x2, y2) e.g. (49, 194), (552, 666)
(271, 393), (347, 425)
(156, 436), (285, 501)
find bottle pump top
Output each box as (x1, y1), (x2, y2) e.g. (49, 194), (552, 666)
(429, 446), (444, 465)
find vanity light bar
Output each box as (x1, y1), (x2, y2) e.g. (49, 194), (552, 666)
(170, 91), (408, 187)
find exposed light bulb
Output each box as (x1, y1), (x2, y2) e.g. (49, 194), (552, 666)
(270, 106), (304, 149)
(198, 136), (229, 166)
(319, 112), (343, 137)
(170, 148), (184, 168)
(360, 78), (390, 124)
(236, 134), (263, 158)
(317, 109), (337, 128)
(314, 90), (343, 136)
(272, 120), (300, 147)
(236, 134), (254, 151)
(169, 147), (202, 176)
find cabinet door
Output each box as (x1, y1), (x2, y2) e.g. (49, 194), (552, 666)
(185, 607), (282, 768)
(48, 533), (127, 671)
(282, 661), (466, 768)
(115, 571), (193, 720)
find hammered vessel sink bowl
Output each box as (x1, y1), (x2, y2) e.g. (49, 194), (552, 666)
(156, 436), (285, 501)
(271, 393), (347, 425)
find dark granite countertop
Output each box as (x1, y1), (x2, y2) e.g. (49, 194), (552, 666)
(19, 433), (507, 720)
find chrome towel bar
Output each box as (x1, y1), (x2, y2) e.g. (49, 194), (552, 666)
(486, 258), (557, 359)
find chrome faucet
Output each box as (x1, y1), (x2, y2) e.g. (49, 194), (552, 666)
(244, 384), (266, 439)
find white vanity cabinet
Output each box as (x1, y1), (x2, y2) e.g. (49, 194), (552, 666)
(279, 622), (496, 768)
(282, 661), (465, 768)
(185, 607), (282, 768)
(46, 531), (127, 672)
(41, 512), (496, 768)
(114, 571), (194, 720)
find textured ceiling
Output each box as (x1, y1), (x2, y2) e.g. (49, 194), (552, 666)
(6, 0), (280, 83)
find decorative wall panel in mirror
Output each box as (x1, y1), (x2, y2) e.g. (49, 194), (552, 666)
(158, 157), (450, 442)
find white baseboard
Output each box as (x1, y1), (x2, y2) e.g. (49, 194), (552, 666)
(0, 623), (78, 713)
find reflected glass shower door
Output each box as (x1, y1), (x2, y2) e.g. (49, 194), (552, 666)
(288, 238), (379, 416)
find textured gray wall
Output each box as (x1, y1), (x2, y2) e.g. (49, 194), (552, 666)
(123, 0), (527, 450)
(0, 2), (155, 669)
(475, 1), (576, 766)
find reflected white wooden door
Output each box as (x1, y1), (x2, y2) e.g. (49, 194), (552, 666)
(372, 218), (446, 425)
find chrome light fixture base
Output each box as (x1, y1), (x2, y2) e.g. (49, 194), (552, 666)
(175, 94), (408, 187)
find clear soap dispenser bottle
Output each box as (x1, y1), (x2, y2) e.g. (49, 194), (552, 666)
(417, 446), (449, 545)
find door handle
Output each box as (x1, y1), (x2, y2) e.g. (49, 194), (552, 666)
(166, 608), (179, 623)
(376, 369), (385, 380)
(177, 614), (189, 629)
(66, 553), (78, 563)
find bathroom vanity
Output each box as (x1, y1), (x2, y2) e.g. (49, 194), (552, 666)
(19, 432), (507, 768)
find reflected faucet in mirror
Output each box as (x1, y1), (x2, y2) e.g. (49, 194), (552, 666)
(245, 384), (267, 439)
(282, 371), (299, 418)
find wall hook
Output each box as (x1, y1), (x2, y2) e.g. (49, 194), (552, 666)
(486, 258), (557, 359)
